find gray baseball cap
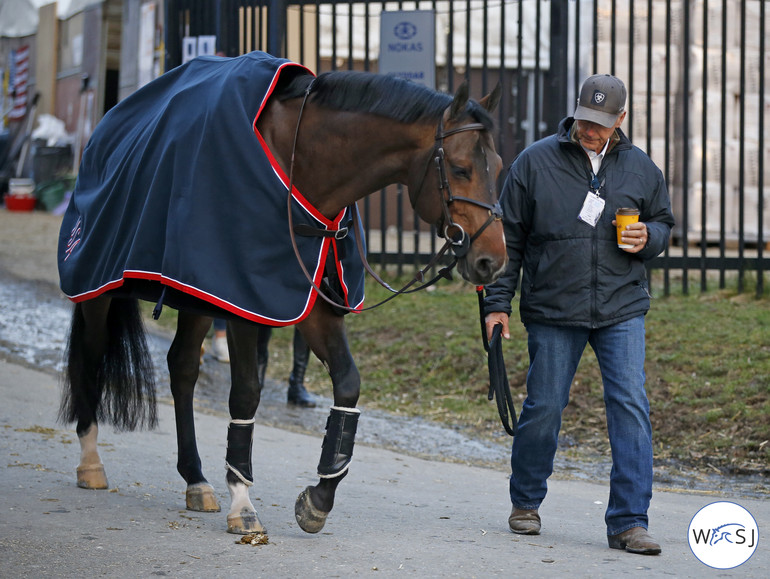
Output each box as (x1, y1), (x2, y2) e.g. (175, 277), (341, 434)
(574, 74), (627, 127)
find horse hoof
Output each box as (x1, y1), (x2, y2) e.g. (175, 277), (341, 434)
(294, 486), (329, 534)
(186, 482), (221, 512)
(227, 509), (266, 535)
(76, 464), (108, 489)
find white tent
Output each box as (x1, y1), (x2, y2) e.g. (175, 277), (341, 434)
(0, 0), (40, 38)
(0, 0), (103, 38)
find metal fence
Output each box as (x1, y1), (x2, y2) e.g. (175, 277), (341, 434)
(165, 0), (768, 296)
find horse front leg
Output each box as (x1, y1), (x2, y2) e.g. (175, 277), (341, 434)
(224, 319), (266, 535)
(167, 311), (220, 512)
(294, 304), (360, 533)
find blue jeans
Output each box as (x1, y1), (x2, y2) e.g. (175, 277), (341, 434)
(510, 316), (653, 535)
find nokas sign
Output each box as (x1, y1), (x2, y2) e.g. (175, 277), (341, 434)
(379, 11), (436, 89)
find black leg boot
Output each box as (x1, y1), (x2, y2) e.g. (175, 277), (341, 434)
(225, 419), (264, 534)
(317, 406), (360, 477)
(287, 329), (317, 407)
(295, 407), (360, 533)
(225, 419), (254, 486)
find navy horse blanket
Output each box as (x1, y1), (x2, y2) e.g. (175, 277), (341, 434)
(58, 51), (365, 325)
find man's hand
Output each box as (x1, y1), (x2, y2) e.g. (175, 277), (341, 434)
(613, 220), (648, 254)
(485, 311), (510, 341)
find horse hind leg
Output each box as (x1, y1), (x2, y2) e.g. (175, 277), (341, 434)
(62, 296), (157, 490)
(61, 298), (111, 489)
(76, 422), (108, 489)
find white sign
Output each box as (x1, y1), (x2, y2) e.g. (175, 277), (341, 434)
(379, 11), (435, 89)
(197, 36), (217, 57)
(182, 37), (198, 64)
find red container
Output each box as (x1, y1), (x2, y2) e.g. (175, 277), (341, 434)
(5, 194), (37, 212)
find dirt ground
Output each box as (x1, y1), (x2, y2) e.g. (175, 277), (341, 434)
(0, 208), (63, 285)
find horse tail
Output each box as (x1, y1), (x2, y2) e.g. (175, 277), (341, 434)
(59, 298), (158, 431)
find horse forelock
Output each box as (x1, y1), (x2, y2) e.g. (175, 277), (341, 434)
(465, 100), (495, 132)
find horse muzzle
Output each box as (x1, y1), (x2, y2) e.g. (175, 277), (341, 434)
(456, 250), (508, 286)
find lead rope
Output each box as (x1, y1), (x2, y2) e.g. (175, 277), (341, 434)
(477, 286), (517, 436)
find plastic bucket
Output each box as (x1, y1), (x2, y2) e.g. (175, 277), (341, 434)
(6, 178), (37, 212)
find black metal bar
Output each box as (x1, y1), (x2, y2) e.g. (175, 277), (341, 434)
(397, 184), (404, 277)
(464, 0), (471, 85)
(681, 0), (690, 294)
(610, 0), (616, 74)
(737, 0), (746, 293)
(515, 0), (523, 153)
(719, 0), (728, 288)
(627, 0), (634, 142)
(267, 0), (286, 56)
(533, 0), (542, 141)
(545, 0), (568, 135)
(664, 0), (673, 295)
(758, 0), (767, 297)
(699, 0), (708, 292)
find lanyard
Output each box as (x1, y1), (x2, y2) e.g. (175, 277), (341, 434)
(589, 170), (604, 197)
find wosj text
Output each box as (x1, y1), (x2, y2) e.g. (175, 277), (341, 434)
(691, 525), (756, 548)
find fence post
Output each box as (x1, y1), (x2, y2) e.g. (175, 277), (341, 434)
(544, 0), (570, 135)
(267, 0), (288, 57)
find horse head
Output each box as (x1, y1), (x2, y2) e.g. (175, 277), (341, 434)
(409, 82), (507, 286)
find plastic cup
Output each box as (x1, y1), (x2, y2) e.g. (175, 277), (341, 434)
(615, 207), (640, 248)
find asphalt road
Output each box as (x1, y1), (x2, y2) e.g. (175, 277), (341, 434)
(1, 359), (768, 578)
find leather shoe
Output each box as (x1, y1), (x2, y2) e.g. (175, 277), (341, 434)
(608, 527), (661, 555)
(508, 508), (541, 535)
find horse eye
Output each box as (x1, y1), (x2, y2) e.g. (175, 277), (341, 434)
(451, 165), (471, 180)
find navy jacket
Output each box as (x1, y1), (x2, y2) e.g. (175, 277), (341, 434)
(484, 117), (675, 329)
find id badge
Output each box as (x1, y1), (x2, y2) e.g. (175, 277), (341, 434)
(578, 191), (605, 227)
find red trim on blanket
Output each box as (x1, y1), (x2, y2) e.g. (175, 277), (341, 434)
(252, 65), (345, 229)
(67, 255), (331, 327)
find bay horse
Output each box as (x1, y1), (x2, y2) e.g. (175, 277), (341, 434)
(57, 51), (506, 537)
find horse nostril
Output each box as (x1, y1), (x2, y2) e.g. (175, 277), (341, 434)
(475, 257), (493, 280)
(474, 255), (506, 284)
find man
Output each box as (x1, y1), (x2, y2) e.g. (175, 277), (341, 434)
(484, 74), (674, 555)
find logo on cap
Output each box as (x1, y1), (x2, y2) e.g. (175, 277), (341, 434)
(593, 91), (606, 106)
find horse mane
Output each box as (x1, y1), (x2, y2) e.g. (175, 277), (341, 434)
(277, 69), (494, 128)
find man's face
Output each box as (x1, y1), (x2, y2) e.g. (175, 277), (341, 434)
(574, 112), (626, 154)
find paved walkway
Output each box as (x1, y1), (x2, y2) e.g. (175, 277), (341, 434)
(1, 359), (767, 578)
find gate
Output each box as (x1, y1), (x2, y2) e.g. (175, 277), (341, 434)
(164, 0), (768, 296)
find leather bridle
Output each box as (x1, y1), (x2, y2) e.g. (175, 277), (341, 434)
(424, 119), (503, 259)
(285, 82), (502, 312)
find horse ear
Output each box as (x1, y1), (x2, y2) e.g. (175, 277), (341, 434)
(479, 83), (502, 114)
(449, 81), (470, 120)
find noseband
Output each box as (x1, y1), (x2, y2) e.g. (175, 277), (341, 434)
(424, 119), (503, 258)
